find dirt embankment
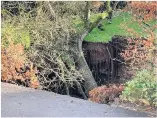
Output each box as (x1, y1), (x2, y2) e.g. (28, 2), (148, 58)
(82, 36), (128, 85)
(83, 36), (156, 116)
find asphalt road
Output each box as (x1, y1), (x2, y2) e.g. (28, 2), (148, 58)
(1, 82), (154, 117)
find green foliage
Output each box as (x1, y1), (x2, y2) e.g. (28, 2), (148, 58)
(2, 22), (30, 49)
(1, 1), (85, 94)
(121, 69), (157, 107)
(25, 2), (84, 92)
(73, 12), (109, 33)
(84, 12), (156, 43)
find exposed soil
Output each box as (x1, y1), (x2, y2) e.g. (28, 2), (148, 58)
(82, 35), (128, 85)
(82, 35), (156, 116)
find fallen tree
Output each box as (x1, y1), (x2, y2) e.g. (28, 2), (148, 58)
(75, 1), (113, 95)
(1, 1), (114, 98)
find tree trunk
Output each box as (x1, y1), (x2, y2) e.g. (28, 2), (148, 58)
(76, 14), (109, 95)
(84, 1), (91, 28)
(75, 1), (112, 95)
(76, 31), (98, 95)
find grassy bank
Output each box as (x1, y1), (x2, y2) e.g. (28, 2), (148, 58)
(83, 12), (156, 43)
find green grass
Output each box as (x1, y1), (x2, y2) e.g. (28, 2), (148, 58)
(83, 12), (156, 43)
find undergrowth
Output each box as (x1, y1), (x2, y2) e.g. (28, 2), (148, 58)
(2, 23), (30, 49)
(121, 69), (157, 107)
(1, 1), (86, 93)
(1, 42), (39, 88)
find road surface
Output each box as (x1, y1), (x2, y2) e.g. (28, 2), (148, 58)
(1, 82), (154, 117)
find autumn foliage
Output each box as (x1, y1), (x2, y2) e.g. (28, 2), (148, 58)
(89, 1), (157, 105)
(121, 38), (154, 64)
(1, 42), (39, 88)
(92, 1), (104, 8)
(127, 1), (157, 21)
(123, 1), (157, 44)
(120, 1), (156, 77)
(89, 84), (124, 104)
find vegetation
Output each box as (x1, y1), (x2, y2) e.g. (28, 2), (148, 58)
(84, 12), (156, 42)
(87, 1), (157, 109)
(1, 1), (87, 96)
(121, 69), (157, 107)
(1, 41), (39, 88)
(89, 84), (124, 104)
(1, 1), (157, 111)
(2, 23), (31, 49)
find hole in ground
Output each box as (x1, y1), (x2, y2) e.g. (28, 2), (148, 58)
(82, 35), (127, 86)
(41, 35), (128, 100)
(3, 35), (128, 100)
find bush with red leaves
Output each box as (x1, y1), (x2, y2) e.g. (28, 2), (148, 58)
(126, 1), (157, 21)
(89, 84), (124, 104)
(1, 42), (39, 89)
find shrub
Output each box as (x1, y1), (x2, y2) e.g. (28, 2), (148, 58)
(1, 9), (39, 88)
(1, 1), (86, 95)
(1, 41), (39, 88)
(127, 1), (157, 21)
(89, 84), (124, 104)
(2, 23), (30, 49)
(27, 2), (85, 94)
(121, 69), (157, 107)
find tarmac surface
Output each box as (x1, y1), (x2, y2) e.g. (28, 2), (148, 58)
(1, 82), (153, 117)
